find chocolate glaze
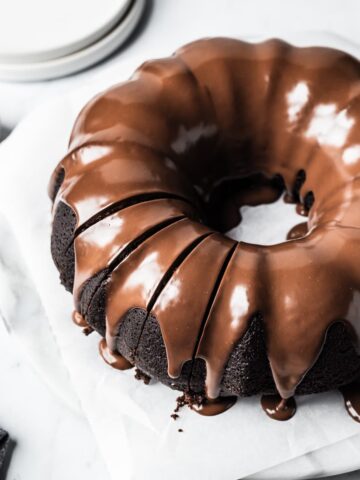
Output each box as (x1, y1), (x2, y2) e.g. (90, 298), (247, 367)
(151, 234), (235, 378)
(99, 338), (133, 370)
(261, 394), (297, 421)
(287, 222), (308, 240)
(191, 396), (238, 416)
(104, 219), (212, 353)
(341, 382), (360, 423)
(73, 198), (196, 305)
(50, 38), (360, 416)
(72, 310), (87, 327)
(175, 390), (237, 416)
(296, 203), (308, 217)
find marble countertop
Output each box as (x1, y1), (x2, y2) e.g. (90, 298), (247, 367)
(1, 1), (360, 479)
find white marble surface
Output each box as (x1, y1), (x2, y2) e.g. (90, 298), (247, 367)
(1, 1), (360, 479)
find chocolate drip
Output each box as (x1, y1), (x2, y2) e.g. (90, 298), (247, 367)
(287, 222), (308, 240)
(341, 382), (360, 423)
(189, 242), (238, 396)
(191, 396), (237, 416)
(99, 339), (133, 370)
(50, 37), (360, 417)
(296, 203), (308, 217)
(72, 310), (87, 327)
(261, 394), (296, 421)
(195, 242), (264, 399)
(175, 391), (237, 416)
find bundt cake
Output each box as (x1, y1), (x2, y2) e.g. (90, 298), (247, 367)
(49, 37), (360, 421)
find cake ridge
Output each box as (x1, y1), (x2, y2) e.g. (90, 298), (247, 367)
(133, 233), (213, 362)
(54, 141), (200, 227)
(73, 191), (197, 239)
(77, 215), (187, 312)
(188, 242), (238, 395)
(73, 197), (197, 300)
(103, 219), (214, 353)
(149, 233), (236, 380)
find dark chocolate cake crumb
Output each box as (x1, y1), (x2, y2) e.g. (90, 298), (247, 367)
(175, 390), (205, 413)
(178, 428), (183, 433)
(82, 326), (94, 336)
(174, 394), (185, 413)
(170, 413), (179, 421)
(134, 368), (151, 385)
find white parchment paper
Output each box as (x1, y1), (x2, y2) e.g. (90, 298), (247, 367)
(0, 47), (360, 479)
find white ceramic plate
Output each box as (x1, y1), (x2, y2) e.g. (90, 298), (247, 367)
(0, 0), (145, 81)
(0, 0), (132, 63)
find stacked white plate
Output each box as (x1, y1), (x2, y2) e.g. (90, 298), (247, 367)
(0, 0), (145, 81)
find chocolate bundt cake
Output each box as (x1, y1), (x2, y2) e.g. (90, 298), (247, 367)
(49, 38), (360, 420)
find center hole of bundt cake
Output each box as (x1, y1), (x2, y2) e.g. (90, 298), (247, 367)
(226, 194), (306, 245)
(205, 173), (308, 246)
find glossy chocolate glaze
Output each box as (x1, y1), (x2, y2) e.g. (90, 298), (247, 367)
(151, 233), (235, 378)
(190, 396), (238, 417)
(50, 38), (360, 416)
(72, 310), (87, 327)
(73, 198), (196, 305)
(261, 394), (297, 421)
(104, 218), (212, 353)
(72, 310), (93, 335)
(51, 142), (199, 226)
(99, 338), (133, 371)
(286, 222), (308, 240)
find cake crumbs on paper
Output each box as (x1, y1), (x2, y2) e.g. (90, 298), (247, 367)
(178, 428), (183, 433)
(134, 368), (151, 385)
(171, 389), (206, 424)
(175, 390), (205, 413)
